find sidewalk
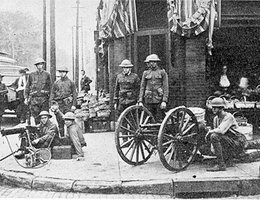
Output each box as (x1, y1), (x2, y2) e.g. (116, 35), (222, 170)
(1, 130), (260, 197)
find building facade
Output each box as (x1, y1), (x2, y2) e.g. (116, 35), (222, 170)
(96, 0), (260, 115)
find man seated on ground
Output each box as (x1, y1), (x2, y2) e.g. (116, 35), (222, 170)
(14, 111), (59, 159)
(51, 104), (86, 161)
(200, 97), (247, 172)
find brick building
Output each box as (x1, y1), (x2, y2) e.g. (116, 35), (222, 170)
(96, 0), (260, 115)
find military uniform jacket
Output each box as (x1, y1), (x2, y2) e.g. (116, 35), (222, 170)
(25, 71), (51, 99)
(114, 72), (140, 105)
(139, 68), (169, 104)
(50, 76), (77, 106)
(37, 120), (58, 148)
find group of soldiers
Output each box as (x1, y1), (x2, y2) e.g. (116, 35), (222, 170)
(114, 54), (169, 121)
(114, 54), (260, 172)
(1, 58), (88, 161)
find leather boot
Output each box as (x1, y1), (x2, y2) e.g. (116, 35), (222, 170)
(207, 142), (226, 171)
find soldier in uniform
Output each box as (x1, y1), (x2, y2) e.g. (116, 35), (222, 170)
(114, 59), (140, 117)
(25, 58), (51, 124)
(50, 67), (77, 137)
(138, 54), (169, 121)
(0, 74), (8, 128)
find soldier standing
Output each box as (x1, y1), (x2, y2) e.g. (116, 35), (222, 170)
(50, 67), (77, 137)
(138, 54), (169, 121)
(114, 59), (140, 117)
(24, 58), (51, 124)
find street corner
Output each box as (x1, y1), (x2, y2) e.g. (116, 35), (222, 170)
(0, 168), (34, 189)
(72, 180), (122, 194)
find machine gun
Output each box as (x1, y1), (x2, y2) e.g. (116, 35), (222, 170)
(0, 126), (51, 168)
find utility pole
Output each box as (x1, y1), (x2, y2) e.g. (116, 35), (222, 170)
(75, 0), (80, 90)
(50, 0), (56, 82)
(81, 18), (84, 71)
(72, 26), (75, 81)
(43, 0), (47, 70)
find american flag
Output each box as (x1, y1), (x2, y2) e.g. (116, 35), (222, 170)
(101, 0), (138, 39)
(167, 0), (213, 38)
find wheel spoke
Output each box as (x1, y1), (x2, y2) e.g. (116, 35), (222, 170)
(120, 126), (136, 134)
(136, 108), (140, 126)
(168, 143), (176, 163)
(136, 143), (139, 164)
(140, 142), (146, 160)
(124, 140), (135, 156)
(162, 139), (174, 147)
(129, 143), (137, 161)
(172, 144), (177, 164)
(140, 111), (145, 125)
(181, 132), (198, 145)
(129, 110), (138, 128)
(163, 142), (172, 156)
(120, 138), (134, 148)
(143, 115), (151, 124)
(182, 123), (196, 135)
(179, 110), (186, 133)
(181, 115), (191, 132)
(123, 116), (136, 130)
(118, 134), (135, 138)
(142, 141), (152, 155)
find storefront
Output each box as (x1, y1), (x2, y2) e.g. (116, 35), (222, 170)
(95, 0), (260, 120)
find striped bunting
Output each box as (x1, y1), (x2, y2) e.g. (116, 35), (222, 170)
(101, 0), (138, 39)
(167, 0), (212, 37)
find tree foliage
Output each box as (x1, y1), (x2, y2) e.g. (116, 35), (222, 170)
(0, 11), (42, 67)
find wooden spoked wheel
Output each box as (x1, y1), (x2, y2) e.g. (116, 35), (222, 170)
(115, 105), (157, 165)
(158, 106), (199, 171)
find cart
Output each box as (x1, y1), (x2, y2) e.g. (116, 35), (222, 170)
(115, 105), (201, 171)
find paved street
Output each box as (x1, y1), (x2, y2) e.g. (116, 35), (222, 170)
(2, 184), (260, 199)
(0, 184), (171, 199)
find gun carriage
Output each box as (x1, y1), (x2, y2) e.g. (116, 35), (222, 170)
(115, 105), (203, 171)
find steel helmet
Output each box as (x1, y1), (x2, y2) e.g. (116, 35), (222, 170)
(63, 112), (76, 120)
(119, 59), (133, 68)
(37, 111), (52, 118)
(34, 58), (46, 65)
(148, 54), (160, 62)
(211, 97), (225, 108)
(57, 67), (69, 72)
(144, 55), (151, 63)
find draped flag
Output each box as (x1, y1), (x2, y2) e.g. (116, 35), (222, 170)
(167, 0), (212, 37)
(97, 0), (138, 39)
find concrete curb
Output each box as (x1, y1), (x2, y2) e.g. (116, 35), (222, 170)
(1, 168), (260, 197)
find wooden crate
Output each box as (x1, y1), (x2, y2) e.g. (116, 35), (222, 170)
(52, 145), (72, 159)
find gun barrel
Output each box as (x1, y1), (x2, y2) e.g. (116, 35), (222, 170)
(1, 127), (26, 136)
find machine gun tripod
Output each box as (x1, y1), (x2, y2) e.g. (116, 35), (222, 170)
(0, 126), (51, 168)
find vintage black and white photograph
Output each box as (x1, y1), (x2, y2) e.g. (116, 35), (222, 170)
(0, 0), (260, 199)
